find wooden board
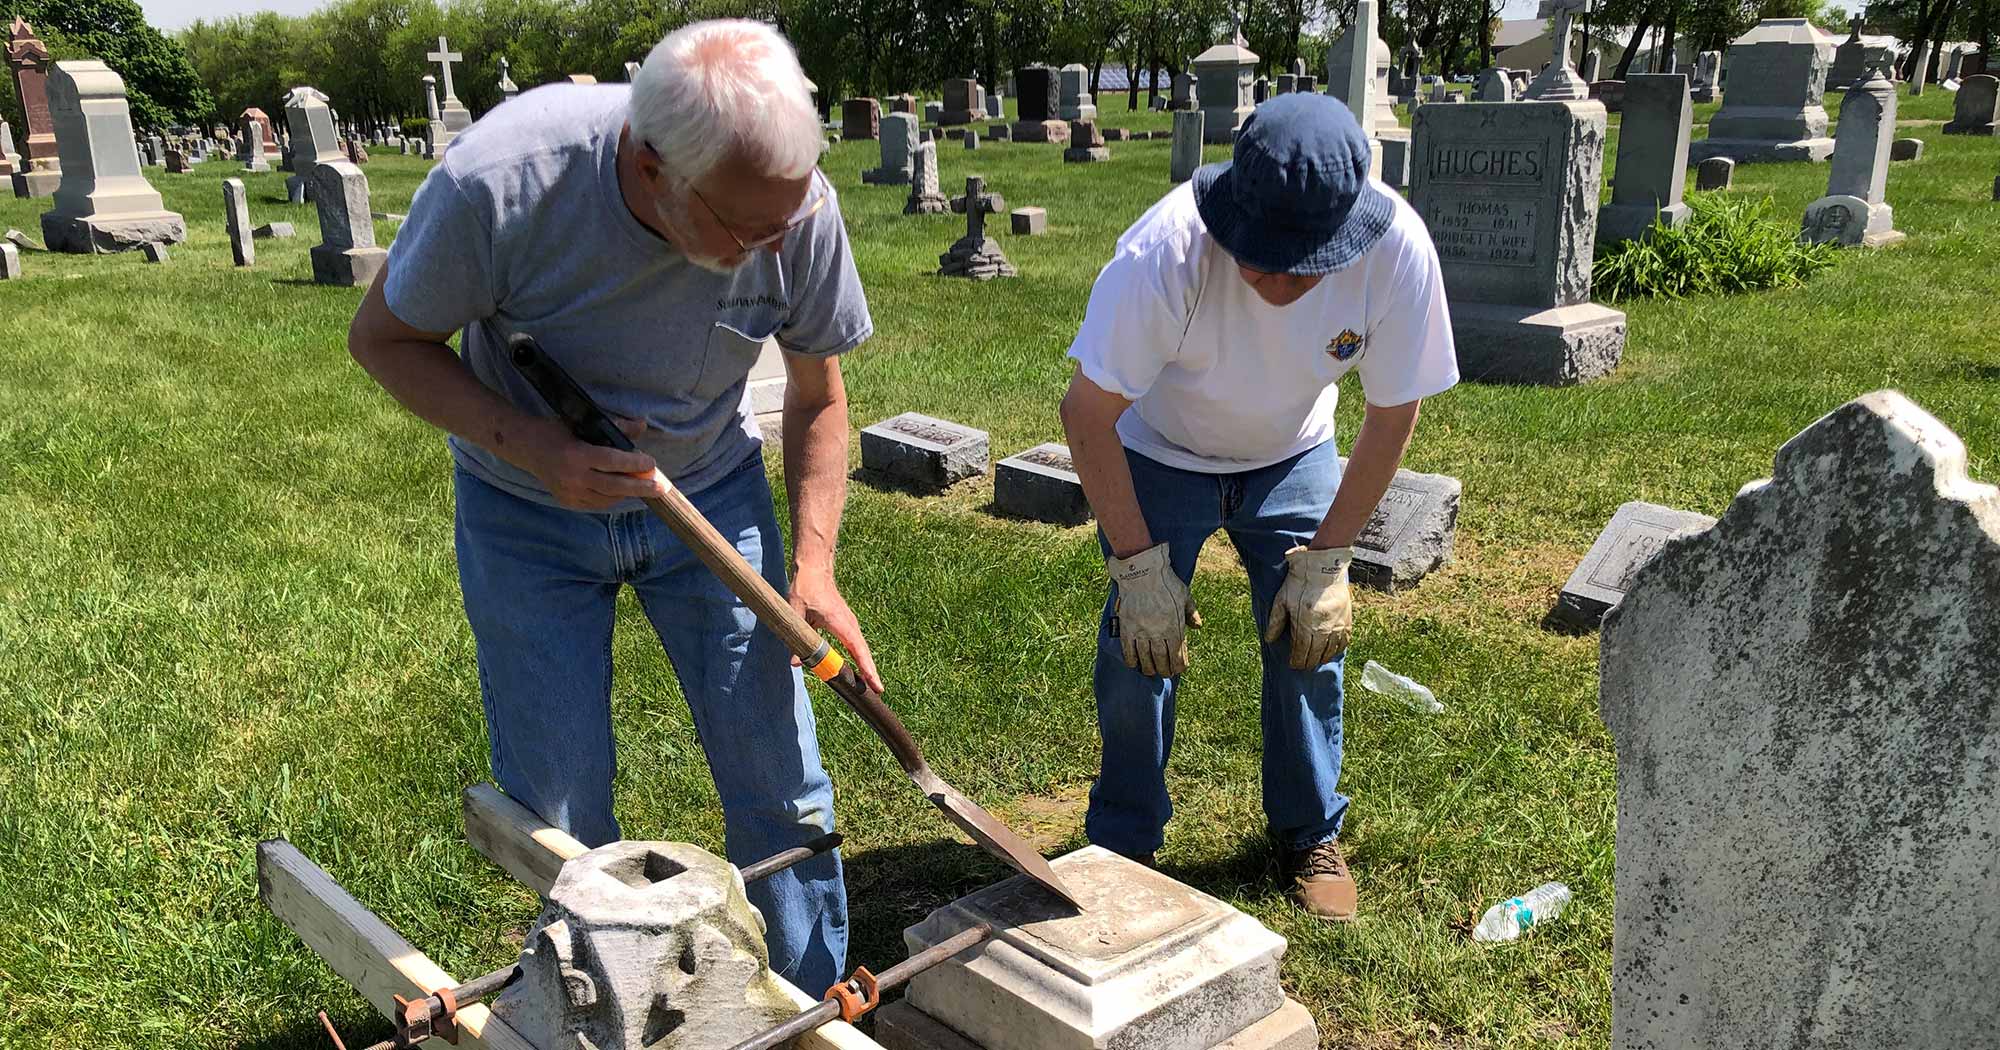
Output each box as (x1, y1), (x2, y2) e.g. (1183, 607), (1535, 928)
(459, 784), (886, 1050)
(257, 838), (539, 1050)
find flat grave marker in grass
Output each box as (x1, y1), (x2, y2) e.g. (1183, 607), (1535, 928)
(861, 412), (990, 491)
(1551, 500), (1715, 630)
(993, 443), (1089, 525)
(1345, 462), (1461, 594)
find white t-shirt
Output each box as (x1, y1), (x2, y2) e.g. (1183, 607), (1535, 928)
(1067, 181), (1458, 474)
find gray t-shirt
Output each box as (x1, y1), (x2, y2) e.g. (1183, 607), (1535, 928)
(384, 83), (872, 504)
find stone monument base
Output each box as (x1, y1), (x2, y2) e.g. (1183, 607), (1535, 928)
(243, 157), (271, 173)
(1011, 119), (1070, 144)
(1801, 194), (1905, 249)
(1689, 136), (1835, 164)
(13, 168), (60, 199)
(1690, 85), (1717, 103)
(937, 236), (1016, 280)
(905, 191), (948, 215)
(1452, 300), (1626, 385)
(41, 211), (188, 254)
(1380, 133), (1412, 190)
(310, 244), (388, 286)
(876, 998), (1320, 1050)
(1062, 145), (1108, 163)
(862, 167), (912, 185)
(1598, 200), (1691, 245)
(1059, 105), (1098, 122)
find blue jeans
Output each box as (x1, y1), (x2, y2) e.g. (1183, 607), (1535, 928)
(1086, 440), (1349, 858)
(453, 453), (846, 991)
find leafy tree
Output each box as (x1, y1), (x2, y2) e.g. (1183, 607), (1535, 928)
(0, 0), (212, 130)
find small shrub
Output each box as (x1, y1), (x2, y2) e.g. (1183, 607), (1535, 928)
(401, 117), (430, 139)
(1594, 195), (1838, 301)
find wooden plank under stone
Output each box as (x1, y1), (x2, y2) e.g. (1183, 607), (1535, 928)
(256, 838), (538, 1050)
(459, 783), (885, 1050)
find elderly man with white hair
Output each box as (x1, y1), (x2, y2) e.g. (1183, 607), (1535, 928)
(347, 20), (871, 989)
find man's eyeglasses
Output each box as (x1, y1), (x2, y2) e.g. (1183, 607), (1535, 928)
(690, 167), (829, 254)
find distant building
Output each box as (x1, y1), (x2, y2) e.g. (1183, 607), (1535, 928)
(1492, 17), (1629, 73)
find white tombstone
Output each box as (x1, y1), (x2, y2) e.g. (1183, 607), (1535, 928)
(1603, 389), (2000, 1049)
(307, 160), (387, 286)
(39, 61), (186, 254)
(1690, 19), (1837, 164)
(1192, 34), (1257, 144)
(1801, 67), (1903, 248)
(1524, 0), (1591, 101)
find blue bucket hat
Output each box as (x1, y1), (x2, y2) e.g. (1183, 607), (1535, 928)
(1193, 92), (1397, 276)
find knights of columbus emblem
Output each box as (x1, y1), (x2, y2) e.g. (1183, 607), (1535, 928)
(1327, 329), (1363, 361)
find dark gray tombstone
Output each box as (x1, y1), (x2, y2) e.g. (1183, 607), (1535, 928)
(1552, 501), (1716, 629)
(860, 413), (990, 490)
(1345, 463), (1461, 593)
(1598, 74), (1693, 245)
(1694, 156), (1735, 191)
(994, 444), (1091, 525)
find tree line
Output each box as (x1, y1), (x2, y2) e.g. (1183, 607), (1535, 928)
(1, 0), (1990, 135)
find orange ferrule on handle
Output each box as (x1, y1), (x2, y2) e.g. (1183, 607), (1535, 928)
(826, 966), (879, 1022)
(808, 646), (844, 682)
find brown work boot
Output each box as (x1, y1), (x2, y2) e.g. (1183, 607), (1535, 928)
(1284, 840), (1358, 922)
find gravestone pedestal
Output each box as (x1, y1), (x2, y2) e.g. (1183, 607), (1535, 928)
(490, 841), (798, 1049)
(1411, 99), (1625, 385)
(11, 160), (58, 198)
(881, 847), (1316, 1050)
(39, 61), (186, 254)
(1689, 19), (1836, 165)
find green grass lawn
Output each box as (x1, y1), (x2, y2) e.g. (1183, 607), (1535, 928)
(2, 96), (1998, 1050)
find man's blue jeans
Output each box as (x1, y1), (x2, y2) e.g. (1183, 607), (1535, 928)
(452, 453), (846, 991)
(1086, 439), (1350, 859)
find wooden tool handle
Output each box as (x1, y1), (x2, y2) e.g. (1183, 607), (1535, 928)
(506, 332), (929, 777)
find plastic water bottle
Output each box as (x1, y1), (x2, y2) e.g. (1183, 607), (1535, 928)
(1359, 660), (1444, 713)
(1472, 882), (1572, 942)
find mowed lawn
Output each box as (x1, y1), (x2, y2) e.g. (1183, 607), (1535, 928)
(3, 89), (1998, 1050)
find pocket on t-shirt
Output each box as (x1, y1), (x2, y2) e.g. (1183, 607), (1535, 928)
(694, 320), (778, 400)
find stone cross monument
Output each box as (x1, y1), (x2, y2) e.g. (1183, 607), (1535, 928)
(497, 56), (519, 100)
(938, 175), (1017, 279)
(427, 35), (473, 150)
(1525, 0), (1591, 101)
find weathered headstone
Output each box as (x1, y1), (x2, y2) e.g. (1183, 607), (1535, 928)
(1192, 34), (1256, 144)
(861, 412), (990, 488)
(1944, 74), (1999, 134)
(1691, 19), (1836, 164)
(1343, 463), (1462, 592)
(139, 240), (168, 263)
(239, 107), (278, 171)
(1411, 100), (1625, 385)
(1058, 63), (1096, 122)
(1599, 74), (1693, 245)
(0, 241), (18, 279)
(284, 86), (341, 202)
(223, 178), (254, 266)
(1690, 49), (1722, 102)
(842, 97), (881, 141)
(879, 847), (1316, 1050)
(1694, 156), (1735, 190)
(1942, 44), (1966, 89)
(862, 111), (916, 185)
(1169, 110), (1205, 183)
(904, 139), (948, 215)
(941, 77), (984, 125)
(0, 118), (20, 176)
(888, 94), (916, 115)
(1523, 0), (1591, 101)
(963, 128), (979, 150)
(39, 61), (187, 254)
(1009, 206), (1046, 235)
(1801, 67), (1903, 249)
(1061, 119), (1108, 162)
(1889, 137), (1924, 160)
(6, 16), (61, 198)
(1552, 501), (1716, 630)
(164, 148), (188, 173)
(1276, 73), (1298, 96)
(1170, 71), (1198, 111)
(985, 92), (1005, 120)
(1826, 16), (1867, 90)
(1328, 3), (1398, 137)
(491, 841), (798, 1049)
(1579, 50), (1602, 83)
(1601, 390), (2000, 1050)
(1475, 67), (1515, 101)
(253, 221), (295, 239)
(307, 160), (388, 285)
(923, 100), (944, 125)
(993, 444), (1090, 525)
(1012, 66), (1068, 143)
(1253, 75), (1270, 103)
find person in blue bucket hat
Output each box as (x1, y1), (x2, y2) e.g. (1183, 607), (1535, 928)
(1059, 92), (1459, 921)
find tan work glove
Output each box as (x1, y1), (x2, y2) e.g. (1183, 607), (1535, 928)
(1106, 543), (1201, 677)
(1264, 545), (1354, 671)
